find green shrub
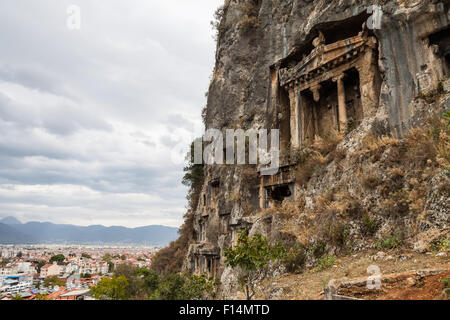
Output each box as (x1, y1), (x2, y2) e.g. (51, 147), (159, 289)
(431, 237), (450, 253)
(320, 221), (350, 249)
(149, 273), (219, 301)
(376, 233), (402, 250)
(442, 278), (450, 287)
(224, 231), (286, 300)
(361, 214), (379, 236)
(328, 223), (350, 249)
(316, 255), (336, 271)
(310, 241), (326, 259)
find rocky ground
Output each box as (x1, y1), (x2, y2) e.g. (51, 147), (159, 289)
(248, 248), (449, 300)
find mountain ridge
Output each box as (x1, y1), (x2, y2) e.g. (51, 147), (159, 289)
(0, 216), (179, 246)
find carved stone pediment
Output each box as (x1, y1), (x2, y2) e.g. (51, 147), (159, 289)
(279, 31), (377, 89)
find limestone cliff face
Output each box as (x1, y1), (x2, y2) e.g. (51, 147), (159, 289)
(184, 0), (449, 298)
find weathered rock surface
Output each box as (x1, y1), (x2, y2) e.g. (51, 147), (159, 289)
(183, 0), (450, 298)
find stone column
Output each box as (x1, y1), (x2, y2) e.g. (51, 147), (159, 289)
(333, 74), (347, 132)
(312, 102), (319, 137)
(310, 84), (321, 102)
(299, 92), (307, 145)
(307, 84), (322, 141)
(270, 66), (279, 128)
(288, 84), (301, 149)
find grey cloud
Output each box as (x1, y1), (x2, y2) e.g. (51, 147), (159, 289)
(0, 0), (221, 227)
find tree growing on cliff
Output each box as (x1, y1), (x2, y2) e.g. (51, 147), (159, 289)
(151, 139), (204, 275)
(224, 231), (286, 300)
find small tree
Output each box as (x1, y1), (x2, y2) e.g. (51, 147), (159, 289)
(224, 231), (285, 300)
(44, 275), (65, 288)
(81, 253), (92, 259)
(149, 273), (219, 300)
(102, 253), (112, 262)
(0, 258), (9, 267)
(35, 260), (46, 273)
(49, 254), (65, 263)
(183, 273), (220, 300)
(90, 276), (129, 300)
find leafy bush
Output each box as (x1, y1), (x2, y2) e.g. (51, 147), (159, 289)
(149, 273), (219, 300)
(182, 274), (220, 300)
(43, 276), (65, 288)
(91, 266), (219, 301)
(376, 233), (403, 250)
(316, 255), (336, 271)
(81, 253), (92, 259)
(90, 276), (129, 300)
(324, 223), (350, 249)
(210, 5), (226, 40)
(49, 254), (65, 263)
(224, 231), (285, 300)
(361, 214), (379, 236)
(431, 237), (450, 253)
(311, 241), (326, 259)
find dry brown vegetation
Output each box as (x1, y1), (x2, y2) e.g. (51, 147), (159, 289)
(292, 130), (344, 186)
(252, 249), (450, 300)
(237, 0), (261, 35)
(266, 111), (450, 275)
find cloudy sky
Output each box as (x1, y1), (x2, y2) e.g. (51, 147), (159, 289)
(0, 0), (222, 228)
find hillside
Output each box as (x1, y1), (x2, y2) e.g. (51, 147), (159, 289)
(169, 0), (450, 300)
(0, 223), (35, 244)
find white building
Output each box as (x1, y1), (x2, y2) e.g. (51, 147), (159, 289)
(0, 266), (17, 277)
(40, 262), (62, 278)
(0, 277), (32, 295)
(16, 262), (36, 275)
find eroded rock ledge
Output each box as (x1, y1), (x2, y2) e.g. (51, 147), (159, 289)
(184, 0), (450, 298)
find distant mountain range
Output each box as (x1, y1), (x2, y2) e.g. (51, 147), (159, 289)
(0, 217), (178, 246)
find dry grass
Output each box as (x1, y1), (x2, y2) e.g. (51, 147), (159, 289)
(294, 152), (323, 186)
(292, 131), (343, 187)
(313, 129), (343, 156)
(276, 200), (306, 219)
(237, 0), (261, 35)
(253, 248), (450, 300)
(230, 189), (241, 202)
(362, 170), (382, 190)
(404, 128), (438, 167)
